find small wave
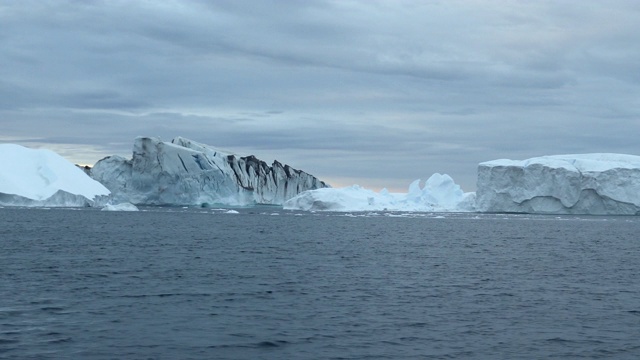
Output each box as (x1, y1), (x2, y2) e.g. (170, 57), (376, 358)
(380, 340), (403, 346)
(257, 340), (288, 347)
(0, 338), (20, 345)
(546, 337), (574, 343)
(0, 308), (23, 318)
(28, 299), (56, 305)
(40, 306), (65, 312)
(407, 322), (428, 328)
(82, 273), (110, 278)
(118, 292), (213, 299)
(399, 336), (422, 341)
(208, 340), (289, 349)
(45, 337), (73, 344)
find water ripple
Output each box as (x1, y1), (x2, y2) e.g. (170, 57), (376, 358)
(1, 208), (640, 359)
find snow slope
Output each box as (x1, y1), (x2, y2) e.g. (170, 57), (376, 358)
(476, 154), (640, 215)
(0, 144), (110, 207)
(284, 173), (475, 212)
(91, 136), (328, 206)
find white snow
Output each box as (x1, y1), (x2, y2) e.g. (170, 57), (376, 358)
(0, 144), (110, 207)
(101, 202), (139, 211)
(283, 173), (475, 212)
(476, 153), (640, 215)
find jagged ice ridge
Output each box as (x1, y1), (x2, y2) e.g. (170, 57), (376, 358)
(90, 136), (328, 206)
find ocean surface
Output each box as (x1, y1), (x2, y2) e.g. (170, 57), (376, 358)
(1, 207), (640, 359)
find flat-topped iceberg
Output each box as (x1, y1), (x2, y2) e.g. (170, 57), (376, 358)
(476, 154), (640, 215)
(0, 144), (110, 207)
(284, 173), (475, 212)
(90, 136), (328, 206)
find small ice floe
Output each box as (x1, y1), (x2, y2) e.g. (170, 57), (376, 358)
(101, 202), (139, 211)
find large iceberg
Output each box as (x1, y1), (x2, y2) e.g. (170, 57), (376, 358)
(90, 136), (328, 206)
(0, 144), (110, 207)
(284, 173), (475, 212)
(476, 154), (640, 215)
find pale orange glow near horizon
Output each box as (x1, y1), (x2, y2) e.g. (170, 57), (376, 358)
(322, 176), (409, 194)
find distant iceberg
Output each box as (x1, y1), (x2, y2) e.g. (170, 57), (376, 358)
(90, 136), (328, 206)
(0, 144), (110, 207)
(4, 139), (639, 215)
(284, 173), (476, 212)
(476, 154), (640, 215)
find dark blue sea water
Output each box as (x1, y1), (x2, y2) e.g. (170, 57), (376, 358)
(1, 207), (640, 359)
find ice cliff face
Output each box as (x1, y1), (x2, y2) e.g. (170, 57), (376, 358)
(90, 136), (328, 206)
(476, 154), (640, 215)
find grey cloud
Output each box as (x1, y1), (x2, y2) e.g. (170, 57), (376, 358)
(1, 0), (639, 191)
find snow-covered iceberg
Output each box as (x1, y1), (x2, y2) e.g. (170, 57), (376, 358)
(283, 173), (475, 212)
(90, 136), (328, 206)
(0, 144), (110, 207)
(476, 154), (640, 215)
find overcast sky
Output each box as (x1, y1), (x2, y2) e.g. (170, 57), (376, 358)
(2, 0), (639, 191)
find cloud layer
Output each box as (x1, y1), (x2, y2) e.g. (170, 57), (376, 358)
(2, 0), (639, 191)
